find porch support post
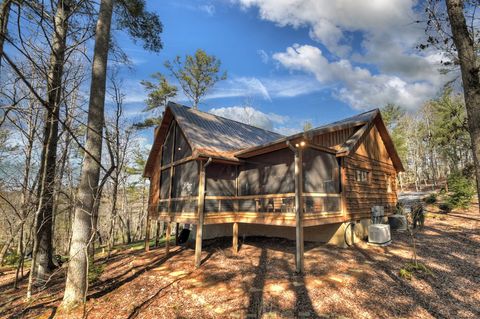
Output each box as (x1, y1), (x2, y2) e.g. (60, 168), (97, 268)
(165, 222), (171, 255)
(145, 211), (151, 252)
(175, 222), (179, 245)
(294, 148), (304, 273)
(195, 160), (207, 267)
(232, 222), (238, 254)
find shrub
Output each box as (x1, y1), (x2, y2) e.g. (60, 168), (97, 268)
(424, 193), (437, 204)
(438, 202), (453, 213)
(446, 172), (476, 209)
(3, 252), (19, 265)
(399, 262), (433, 280)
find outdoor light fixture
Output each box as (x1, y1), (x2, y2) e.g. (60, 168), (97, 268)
(300, 141), (306, 147)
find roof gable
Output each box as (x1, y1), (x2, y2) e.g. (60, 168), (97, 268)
(144, 102), (283, 176)
(144, 105), (404, 177)
(336, 110), (404, 171)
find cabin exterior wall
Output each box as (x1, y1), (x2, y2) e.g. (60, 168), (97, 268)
(344, 125), (398, 219)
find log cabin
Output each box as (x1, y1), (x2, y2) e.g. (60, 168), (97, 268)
(143, 102), (404, 272)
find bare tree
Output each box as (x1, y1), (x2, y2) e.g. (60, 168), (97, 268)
(105, 74), (131, 255)
(423, 0), (480, 210)
(30, 0), (72, 285)
(62, 0), (114, 308)
(445, 0), (480, 210)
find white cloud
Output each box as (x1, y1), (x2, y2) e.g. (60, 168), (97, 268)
(209, 105), (288, 131)
(208, 77), (271, 100)
(206, 75), (322, 101)
(237, 0), (420, 57)
(257, 49), (269, 64)
(273, 44), (440, 110)
(199, 4), (215, 16)
(235, 0), (453, 110)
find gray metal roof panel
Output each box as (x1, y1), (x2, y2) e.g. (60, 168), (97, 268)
(168, 102), (284, 154)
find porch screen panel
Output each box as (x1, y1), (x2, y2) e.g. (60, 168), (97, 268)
(174, 126), (192, 161)
(238, 163), (260, 195)
(159, 169), (170, 212)
(206, 163), (236, 196)
(172, 160), (199, 198)
(303, 148), (339, 193)
(239, 148), (294, 195)
(261, 148), (294, 194)
(162, 123), (175, 166)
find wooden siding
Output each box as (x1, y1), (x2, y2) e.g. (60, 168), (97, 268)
(312, 127), (356, 150)
(344, 125), (398, 220)
(354, 125), (393, 165)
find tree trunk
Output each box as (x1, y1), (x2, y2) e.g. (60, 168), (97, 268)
(0, 0), (12, 63)
(62, 0), (113, 308)
(0, 221), (24, 265)
(29, 0), (71, 286)
(108, 176), (118, 254)
(446, 0), (480, 212)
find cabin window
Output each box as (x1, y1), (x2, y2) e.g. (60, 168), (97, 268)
(355, 169), (369, 183)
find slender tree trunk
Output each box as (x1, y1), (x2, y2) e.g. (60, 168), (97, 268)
(62, 0), (113, 308)
(29, 0), (71, 287)
(0, 0), (12, 64)
(446, 0), (480, 212)
(0, 221), (24, 265)
(108, 176), (118, 255)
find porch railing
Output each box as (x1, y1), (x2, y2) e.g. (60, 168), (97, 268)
(157, 193), (341, 214)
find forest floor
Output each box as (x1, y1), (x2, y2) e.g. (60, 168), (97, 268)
(0, 203), (479, 319)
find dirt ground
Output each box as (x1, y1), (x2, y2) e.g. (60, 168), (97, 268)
(0, 204), (479, 319)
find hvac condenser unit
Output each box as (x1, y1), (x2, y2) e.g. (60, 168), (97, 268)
(388, 214), (408, 231)
(368, 206), (391, 245)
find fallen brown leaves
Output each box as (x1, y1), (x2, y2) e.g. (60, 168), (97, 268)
(0, 204), (479, 318)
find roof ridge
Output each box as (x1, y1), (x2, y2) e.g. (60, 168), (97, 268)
(168, 102), (284, 137)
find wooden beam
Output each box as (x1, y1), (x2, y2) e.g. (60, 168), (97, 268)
(195, 160), (206, 268)
(232, 222), (238, 254)
(165, 222), (171, 255)
(294, 148), (304, 273)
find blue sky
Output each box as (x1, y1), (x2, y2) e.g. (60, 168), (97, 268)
(114, 0), (450, 143)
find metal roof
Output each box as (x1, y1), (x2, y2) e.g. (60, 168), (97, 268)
(169, 102), (284, 155)
(144, 104), (404, 177)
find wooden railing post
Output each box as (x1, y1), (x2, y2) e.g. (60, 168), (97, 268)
(195, 160), (206, 267)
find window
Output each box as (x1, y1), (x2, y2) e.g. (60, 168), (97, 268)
(355, 169), (369, 183)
